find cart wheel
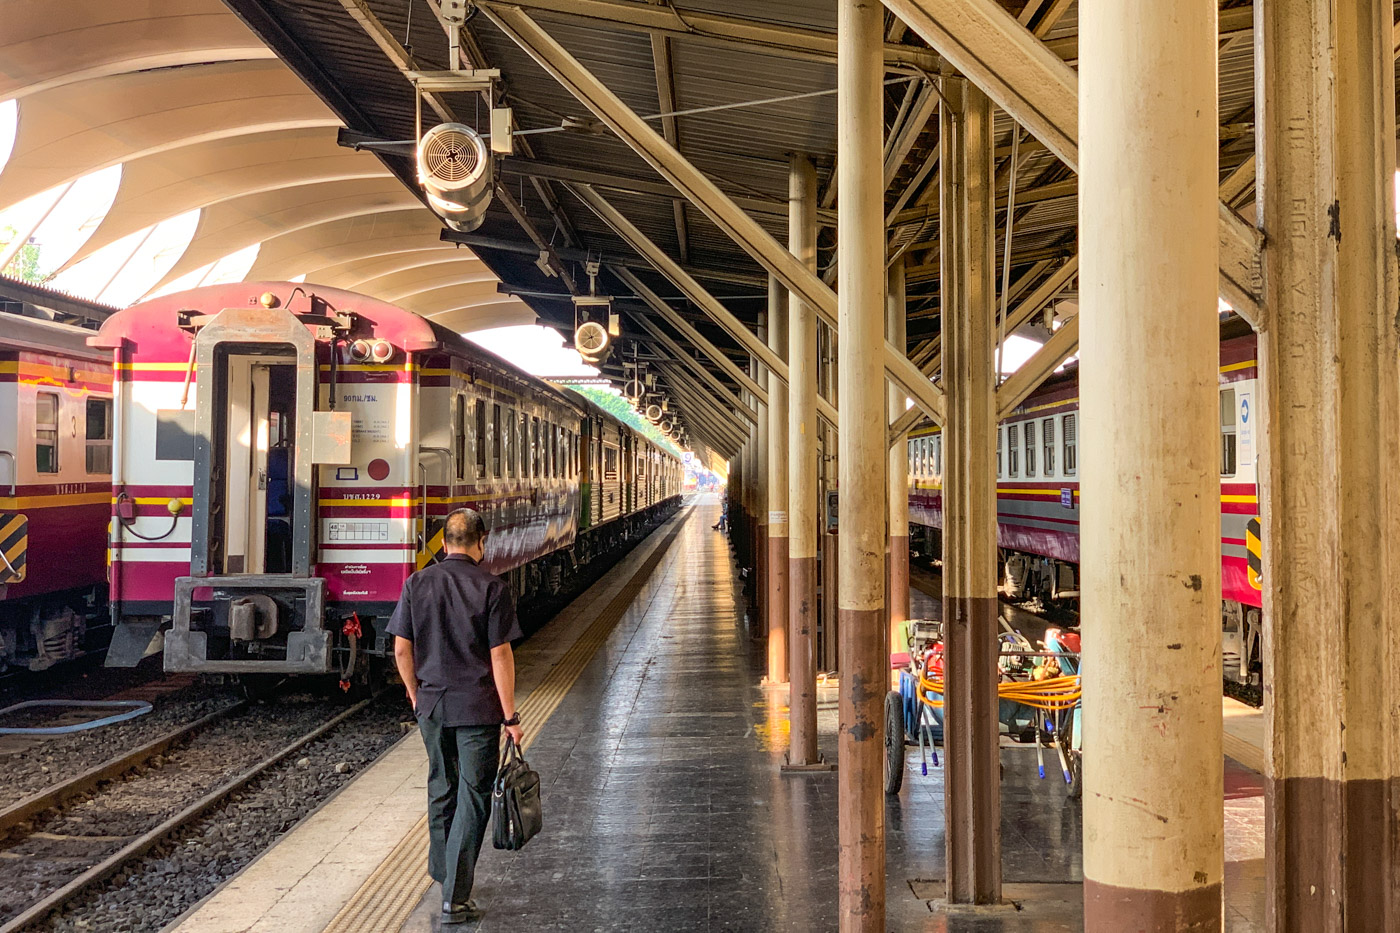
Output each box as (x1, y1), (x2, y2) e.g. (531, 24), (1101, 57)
(1068, 749), (1083, 800)
(884, 691), (905, 794)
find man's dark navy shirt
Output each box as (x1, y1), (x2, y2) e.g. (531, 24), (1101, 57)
(386, 554), (523, 726)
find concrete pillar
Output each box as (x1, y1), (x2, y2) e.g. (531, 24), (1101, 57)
(1080, 0), (1223, 927)
(886, 258), (911, 655)
(1256, 2), (1400, 929)
(755, 329), (769, 636)
(819, 323), (840, 673)
(766, 277), (790, 684)
(938, 76), (1001, 905)
(787, 152), (821, 767)
(835, 0), (886, 928)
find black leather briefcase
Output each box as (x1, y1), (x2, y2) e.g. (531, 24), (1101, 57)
(491, 737), (542, 850)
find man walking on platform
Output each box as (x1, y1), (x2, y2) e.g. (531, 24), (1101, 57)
(389, 508), (525, 926)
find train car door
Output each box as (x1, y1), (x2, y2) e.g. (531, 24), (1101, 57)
(212, 353), (300, 575)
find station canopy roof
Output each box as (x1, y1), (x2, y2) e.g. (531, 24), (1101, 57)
(0, 0), (1277, 461)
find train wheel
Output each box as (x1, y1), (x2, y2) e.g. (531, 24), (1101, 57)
(884, 691), (905, 794)
(1067, 749), (1083, 800)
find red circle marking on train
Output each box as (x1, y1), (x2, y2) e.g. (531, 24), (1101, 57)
(367, 459), (391, 481)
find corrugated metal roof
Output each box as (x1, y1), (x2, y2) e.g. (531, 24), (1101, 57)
(222, 0), (1304, 452)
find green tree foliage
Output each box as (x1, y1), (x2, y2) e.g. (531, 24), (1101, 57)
(0, 225), (43, 283)
(569, 386), (682, 457)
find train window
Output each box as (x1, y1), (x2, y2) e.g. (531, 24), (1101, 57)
(908, 439), (916, 474)
(86, 398), (113, 474)
(36, 391), (59, 473)
(996, 427), (1003, 477)
(933, 435), (942, 479)
(1042, 418), (1056, 477)
(454, 397), (467, 481)
(505, 407), (516, 477)
(491, 403), (502, 478)
(1007, 425), (1019, 477)
(1220, 388), (1237, 476)
(1063, 414), (1077, 475)
(604, 446), (619, 480)
(520, 412), (529, 478)
(532, 417), (541, 477)
(1024, 421), (1037, 477)
(474, 399), (487, 478)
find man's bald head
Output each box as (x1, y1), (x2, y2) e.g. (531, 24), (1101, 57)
(443, 508), (488, 554)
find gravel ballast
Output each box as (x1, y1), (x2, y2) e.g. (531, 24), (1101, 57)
(1, 691), (411, 933)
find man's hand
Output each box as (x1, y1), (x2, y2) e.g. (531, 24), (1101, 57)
(504, 722), (523, 745)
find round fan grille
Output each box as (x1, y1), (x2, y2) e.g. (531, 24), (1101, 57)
(421, 127), (483, 184)
(645, 404), (663, 423)
(575, 321), (608, 353)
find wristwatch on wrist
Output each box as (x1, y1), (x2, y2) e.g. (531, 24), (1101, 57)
(502, 714), (520, 726)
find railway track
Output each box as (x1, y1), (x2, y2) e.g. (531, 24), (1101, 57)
(0, 694), (383, 933)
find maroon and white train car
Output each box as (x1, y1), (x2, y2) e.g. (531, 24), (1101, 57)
(91, 282), (680, 677)
(0, 315), (113, 671)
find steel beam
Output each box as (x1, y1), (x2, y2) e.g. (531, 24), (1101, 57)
(1080, 0), (1223, 924)
(994, 312), (1078, 419)
(610, 265), (769, 406)
(1257, 1), (1400, 929)
(939, 75), (1001, 907)
(626, 311), (757, 424)
(482, 5), (945, 427)
(786, 152), (822, 771)
(577, 186), (842, 428)
(476, 0), (941, 70)
(835, 1), (887, 927)
(882, 0), (1264, 324)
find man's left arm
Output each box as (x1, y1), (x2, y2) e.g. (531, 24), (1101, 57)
(487, 581), (524, 744)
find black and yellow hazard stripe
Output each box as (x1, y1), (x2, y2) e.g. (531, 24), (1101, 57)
(0, 513), (28, 583)
(416, 524), (446, 570)
(1246, 516), (1262, 590)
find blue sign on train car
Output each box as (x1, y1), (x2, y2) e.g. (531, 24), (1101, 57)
(1060, 487), (1074, 509)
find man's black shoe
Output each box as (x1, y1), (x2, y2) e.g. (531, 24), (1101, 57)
(441, 900), (482, 925)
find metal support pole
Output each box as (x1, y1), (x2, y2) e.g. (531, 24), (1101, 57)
(886, 257), (911, 654)
(766, 277), (790, 684)
(1081, 0), (1223, 927)
(756, 317), (769, 636)
(787, 153), (822, 768)
(836, 2), (886, 928)
(1256, 1), (1400, 929)
(939, 75), (1001, 906)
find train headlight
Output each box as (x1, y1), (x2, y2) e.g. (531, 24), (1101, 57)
(349, 339), (372, 362)
(370, 339), (395, 363)
(166, 498), (184, 516)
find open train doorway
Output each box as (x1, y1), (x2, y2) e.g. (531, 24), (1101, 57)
(212, 353), (298, 577)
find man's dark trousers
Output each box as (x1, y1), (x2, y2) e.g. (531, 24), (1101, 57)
(418, 702), (500, 904)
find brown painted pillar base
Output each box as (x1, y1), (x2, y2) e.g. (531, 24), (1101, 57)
(766, 534), (789, 684)
(887, 534), (910, 655)
(820, 531), (840, 673)
(1083, 880), (1222, 932)
(786, 554), (820, 767)
(942, 593), (1002, 903)
(837, 606), (886, 928)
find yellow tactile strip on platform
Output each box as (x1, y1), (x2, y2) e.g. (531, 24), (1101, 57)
(320, 511), (691, 933)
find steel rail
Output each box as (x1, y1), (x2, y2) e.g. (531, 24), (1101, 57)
(0, 700), (249, 837)
(0, 695), (381, 933)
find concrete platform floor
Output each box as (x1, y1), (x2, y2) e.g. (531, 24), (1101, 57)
(398, 495), (1265, 931)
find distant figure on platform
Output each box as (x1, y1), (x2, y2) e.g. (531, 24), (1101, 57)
(714, 493), (729, 532)
(389, 508), (524, 926)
